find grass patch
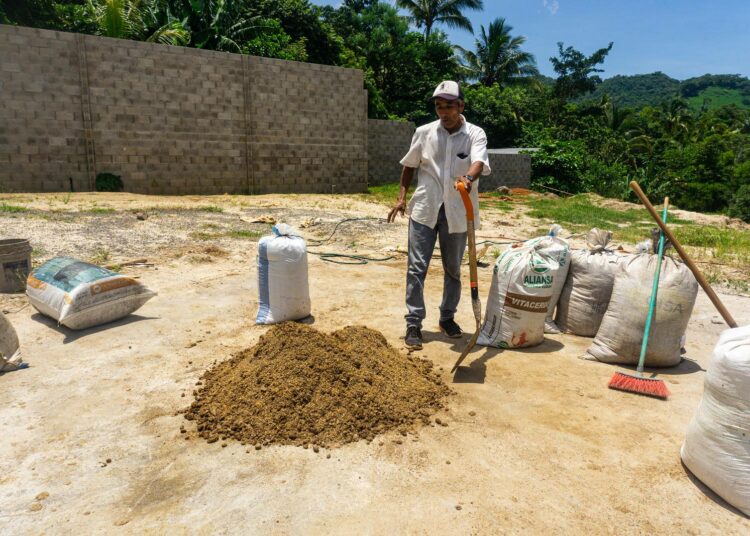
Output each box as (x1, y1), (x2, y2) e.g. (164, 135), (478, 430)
(199, 205), (224, 213)
(672, 224), (750, 266)
(525, 194), (691, 226)
(190, 229), (264, 241)
(89, 248), (111, 265)
(84, 207), (116, 214)
(479, 199), (515, 212)
(360, 183), (401, 206)
(524, 194), (695, 243)
(0, 203), (28, 213)
(225, 229), (263, 239)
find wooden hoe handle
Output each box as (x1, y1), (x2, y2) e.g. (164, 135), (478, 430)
(630, 181), (738, 328)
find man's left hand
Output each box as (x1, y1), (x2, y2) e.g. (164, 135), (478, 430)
(454, 175), (472, 193)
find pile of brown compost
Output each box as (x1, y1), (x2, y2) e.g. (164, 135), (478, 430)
(184, 322), (451, 448)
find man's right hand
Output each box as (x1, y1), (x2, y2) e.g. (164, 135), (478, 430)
(387, 200), (406, 223)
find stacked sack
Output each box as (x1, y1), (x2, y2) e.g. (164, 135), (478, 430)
(681, 325), (750, 516)
(478, 233), (567, 349)
(256, 224), (311, 324)
(586, 241), (698, 367)
(542, 225), (570, 334)
(555, 228), (624, 337)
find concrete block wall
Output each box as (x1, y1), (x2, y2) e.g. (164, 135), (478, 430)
(0, 25), (367, 194)
(367, 119), (414, 185)
(249, 57), (367, 194)
(83, 35), (247, 194)
(0, 28), (90, 192)
(480, 150), (532, 192)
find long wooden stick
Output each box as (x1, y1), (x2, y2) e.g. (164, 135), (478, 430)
(630, 181), (738, 328)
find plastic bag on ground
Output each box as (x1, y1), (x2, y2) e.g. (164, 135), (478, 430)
(256, 224), (311, 324)
(26, 257), (156, 330)
(586, 253), (697, 366)
(681, 325), (750, 516)
(554, 228), (624, 337)
(0, 311), (23, 372)
(477, 235), (563, 349)
(542, 225), (570, 334)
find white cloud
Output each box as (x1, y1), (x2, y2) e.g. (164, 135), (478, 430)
(543, 0), (560, 15)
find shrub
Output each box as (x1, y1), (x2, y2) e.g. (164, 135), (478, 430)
(95, 172), (123, 192)
(728, 184), (750, 222)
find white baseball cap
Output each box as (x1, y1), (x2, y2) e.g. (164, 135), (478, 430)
(431, 80), (464, 101)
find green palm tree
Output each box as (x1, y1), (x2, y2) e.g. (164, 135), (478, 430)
(88, 0), (190, 45)
(395, 0), (483, 39)
(459, 18), (538, 87)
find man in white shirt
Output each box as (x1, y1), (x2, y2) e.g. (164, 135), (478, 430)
(387, 80), (491, 350)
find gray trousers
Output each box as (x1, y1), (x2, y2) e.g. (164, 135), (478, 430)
(405, 205), (467, 328)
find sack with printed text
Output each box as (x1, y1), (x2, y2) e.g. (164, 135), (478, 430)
(586, 249), (697, 367)
(26, 257), (156, 330)
(477, 236), (563, 349)
(541, 225), (570, 334)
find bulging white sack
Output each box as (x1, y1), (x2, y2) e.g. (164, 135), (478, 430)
(477, 236), (563, 349)
(0, 312), (23, 372)
(542, 225), (570, 334)
(555, 229), (623, 337)
(256, 224), (311, 324)
(26, 257), (156, 330)
(586, 253), (697, 367)
(681, 325), (750, 516)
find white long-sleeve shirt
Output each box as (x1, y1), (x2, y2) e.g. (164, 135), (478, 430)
(400, 116), (491, 233)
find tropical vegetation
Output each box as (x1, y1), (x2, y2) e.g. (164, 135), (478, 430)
(1, 0), (749, 220)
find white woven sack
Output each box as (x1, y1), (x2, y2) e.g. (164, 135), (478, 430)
(542, 225), (571, 334)
(586, 253), (697, 367)
(681, 325), (750, 516)
(256, 224), (310, 324)
(0, 312), (23, 372)
(555, 229), (623, 337)
(26, 257), (156, 330)
(477, 236), (562, 349)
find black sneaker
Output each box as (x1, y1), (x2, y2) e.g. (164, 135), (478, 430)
(405, 326), (423, 349)
(439, 318), (463, 338)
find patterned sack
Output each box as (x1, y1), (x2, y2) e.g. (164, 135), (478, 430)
(477, 236), (563, 349)
(26, 257), (156, 330)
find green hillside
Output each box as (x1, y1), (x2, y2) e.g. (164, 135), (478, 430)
(584, 72), (750, 110)
(686, 86), (750, 112)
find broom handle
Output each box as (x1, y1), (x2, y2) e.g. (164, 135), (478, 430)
(637, 198), (669, 374)
(630, 181), (738, 328)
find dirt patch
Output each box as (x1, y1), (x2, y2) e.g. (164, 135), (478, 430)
(184, 322), (451, 448)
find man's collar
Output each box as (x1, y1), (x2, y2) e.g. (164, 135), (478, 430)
(439, 115), (467, 135)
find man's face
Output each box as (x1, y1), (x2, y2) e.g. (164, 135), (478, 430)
(434, 98), (465, 130)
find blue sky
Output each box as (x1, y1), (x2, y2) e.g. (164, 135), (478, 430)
(311, 1), (750, 80)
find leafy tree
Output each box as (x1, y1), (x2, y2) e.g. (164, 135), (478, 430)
(245, 0), (341, 65)
(324, 1), (460, 121)
(87, 0), (189, 45)
(458, 17), (538, 87)
(728, 184), (750, 222)
(394, 0), (483, 39)
(550, 41), (613, 101)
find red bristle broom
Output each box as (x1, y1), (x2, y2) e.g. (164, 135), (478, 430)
(608, 197), (671, 399)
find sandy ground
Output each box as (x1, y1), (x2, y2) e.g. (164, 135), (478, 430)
(1, 193), (749, 534)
